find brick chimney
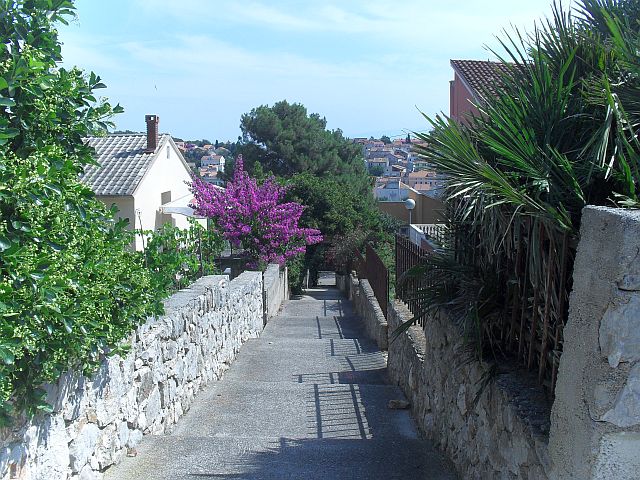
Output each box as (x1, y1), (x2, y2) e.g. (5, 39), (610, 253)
(145, 114), (159, 153)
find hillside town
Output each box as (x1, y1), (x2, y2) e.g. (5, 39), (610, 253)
(174, 141), (228, 186)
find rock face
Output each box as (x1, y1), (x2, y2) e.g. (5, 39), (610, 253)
(340, 275), (552, 480)
(0, 269), (287, 480)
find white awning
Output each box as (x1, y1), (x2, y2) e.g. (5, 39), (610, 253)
(159, 194), (201, 218)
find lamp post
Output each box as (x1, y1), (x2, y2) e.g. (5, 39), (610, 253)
(404, 198), (416, 227)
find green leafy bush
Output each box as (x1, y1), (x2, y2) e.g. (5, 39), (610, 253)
(0, 1), (164, 422)
(285, 173), (400, 292)
(142, 219), (224, 293)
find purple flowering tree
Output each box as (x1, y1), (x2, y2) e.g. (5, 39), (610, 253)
(191, 156), (323, 267)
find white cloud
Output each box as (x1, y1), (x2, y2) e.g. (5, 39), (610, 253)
(131, 0), (552, 47)
(59, 28), (446, 138)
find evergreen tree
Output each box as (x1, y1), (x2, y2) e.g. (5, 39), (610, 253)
(238, 100), (366, 189)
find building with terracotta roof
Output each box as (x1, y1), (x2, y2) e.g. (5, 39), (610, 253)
(449, 59), (512, 125)
(81, 115), (197, 250)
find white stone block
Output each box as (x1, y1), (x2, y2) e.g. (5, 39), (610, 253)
(599, 295), (640, 368)
(602, 363), (640, 427)
(69, 422), (100, 473)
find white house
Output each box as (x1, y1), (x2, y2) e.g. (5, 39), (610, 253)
(81, 115), (199, 250)
(201, 154), (225, 172)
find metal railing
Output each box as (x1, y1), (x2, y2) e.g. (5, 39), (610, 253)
(395, 234), (433, 325)
(365, 244), (389, 318)
(349, 245), (390, 319)
(413, 223), (445, 244)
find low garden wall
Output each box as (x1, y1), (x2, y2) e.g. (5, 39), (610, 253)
(387, 300), (551, 479)
(1, 268), (288, 480)
(337, 273), (387, 350)
(263, 265), (288, 324)
(339, 275), (551, 479)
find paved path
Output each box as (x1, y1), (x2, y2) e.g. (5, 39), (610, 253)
(106, 275), (456, 479)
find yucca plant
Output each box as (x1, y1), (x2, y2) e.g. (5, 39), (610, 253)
(399, 0), (640, 393)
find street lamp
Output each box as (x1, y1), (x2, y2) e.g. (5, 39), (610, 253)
(404, 198), (416, 226)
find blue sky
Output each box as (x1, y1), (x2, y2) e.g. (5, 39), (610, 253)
(60, 0), (556, 141)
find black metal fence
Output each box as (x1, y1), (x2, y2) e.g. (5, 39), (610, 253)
(365, 244), (389, 318)
(394, 234), (434, 325)
(349, 245), (390, 319)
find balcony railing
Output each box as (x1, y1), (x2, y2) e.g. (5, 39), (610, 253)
(412, 223), (445, 244)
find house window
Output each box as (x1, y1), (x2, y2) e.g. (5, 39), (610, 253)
(166, 146), (170, 158)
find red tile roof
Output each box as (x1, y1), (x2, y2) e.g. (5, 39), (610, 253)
(450, 59), (513, 99)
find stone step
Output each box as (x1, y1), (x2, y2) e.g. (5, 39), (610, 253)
(171, 380), (417, 440)
(280, 294), (354, 317)
(262, 315), (364, 340)
(240, 336), (381, 356)
(103, 286), (458, 480)
(106, 435), (457, 480)
(224, 338), (388, 385)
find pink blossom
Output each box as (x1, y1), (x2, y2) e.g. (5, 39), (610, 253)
(190, 156), (322, 267)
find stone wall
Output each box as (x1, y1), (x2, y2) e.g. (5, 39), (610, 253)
(0, 270), (285, 480)
(340, 274), (551, 479)
(338, 206), (640, 478)
(387, 301), (551, 480)
(335, 272), (349, 295)
(263, 265), (288, 324)
(550, 206), (640, 479)
(342, 274), (388, 350)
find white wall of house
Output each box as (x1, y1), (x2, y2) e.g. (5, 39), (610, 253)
(132, 139), (194, 251)
(96, 195), (137, 249)
(97, 195), (136, 229)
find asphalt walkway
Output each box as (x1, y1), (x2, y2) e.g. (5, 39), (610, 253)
(105, 274), (456, 479)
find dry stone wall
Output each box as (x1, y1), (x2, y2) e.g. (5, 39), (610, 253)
(387, 301), (551, 480)
(1, 269), (285, 480)
(339, 274), (387, 349)
(339, 206), (640, 478)
(339, 274), (551, 479)
(550, 206), (640, 479)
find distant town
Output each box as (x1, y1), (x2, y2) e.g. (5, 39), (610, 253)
(354, 135), (444, 201)
(171, 134), (444, 202)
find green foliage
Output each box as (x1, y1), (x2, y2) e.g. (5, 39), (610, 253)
(285, 173), (400, 292)
(0, 1), (163, 422)
(142, 219), (224, 293)
(285, 173), (386, 239)
(380, 135), (391, 144)
(286, 251), (307, 295)
(368, 165), (385, 176)
(228, 100), (396, 290)
(403, 0), (640, 381)
(238, 100), (369, 193)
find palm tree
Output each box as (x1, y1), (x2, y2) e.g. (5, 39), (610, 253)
(400, 0), (640, 393)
